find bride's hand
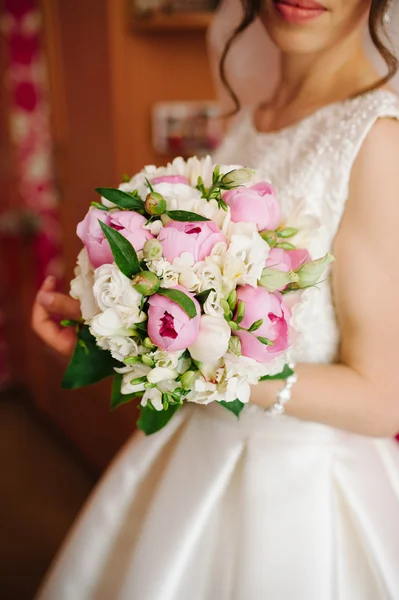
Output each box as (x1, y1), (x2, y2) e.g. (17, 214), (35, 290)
(32, 276), (81, 359)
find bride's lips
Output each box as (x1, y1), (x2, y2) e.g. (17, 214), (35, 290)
(273, 0), (327, 23)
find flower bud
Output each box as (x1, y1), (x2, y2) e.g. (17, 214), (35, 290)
(143, 239), (163, 261)
(124, 356), (141, 365)
(143, 337), (156, 349)
(132, 270), (160, 296)
(221, 168), (255, 188)
(235, 300), (245, 324)
(130, 376), (147, 386)
(229, 320), (239, 331)
(142, 354), (155, 367)
(277, 227), (298, 239)
(145, 192), (167, 216)
(260, 230), (277, 247)
(220, 299), (232, 319)
(259, 268), (299, 293)
(275, 242), (296, 250)
(227, 289), (237, 311)
(228, 336), (242, 356)
(181, 370), (196, 390)
(296, 253), (335, 289)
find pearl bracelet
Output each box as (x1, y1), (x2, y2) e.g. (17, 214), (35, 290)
(265, 363), (297, 416)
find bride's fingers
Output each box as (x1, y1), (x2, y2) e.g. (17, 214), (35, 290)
(36, 290), (81, 321)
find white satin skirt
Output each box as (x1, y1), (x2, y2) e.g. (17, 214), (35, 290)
(37, 404), (399, 600)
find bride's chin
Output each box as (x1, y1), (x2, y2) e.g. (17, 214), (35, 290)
(260, 4), (330, 55)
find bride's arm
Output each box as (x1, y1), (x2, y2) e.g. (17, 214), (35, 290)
(250, 118), (399, 438)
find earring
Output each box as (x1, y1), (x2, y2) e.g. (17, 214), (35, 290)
(383, 0), (393, 24)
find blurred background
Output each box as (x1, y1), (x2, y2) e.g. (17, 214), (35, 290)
(0, 0), (223, 596)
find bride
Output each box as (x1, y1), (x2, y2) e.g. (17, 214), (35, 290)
(33, 1), (399, 598)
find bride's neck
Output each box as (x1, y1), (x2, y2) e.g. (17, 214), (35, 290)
(271, 34), (376, 113)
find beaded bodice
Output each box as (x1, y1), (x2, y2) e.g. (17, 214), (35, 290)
(214, 89), (399, 364)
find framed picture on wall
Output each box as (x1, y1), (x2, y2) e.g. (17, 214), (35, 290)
(152, 101), (222, 157)
(132, 0), (221, 31)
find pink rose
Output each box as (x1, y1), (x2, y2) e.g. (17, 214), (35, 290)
(266, 248), (311, 272)
(234, 285), (290, 363)
(158, 221), (227, 263)
(151, 175), (189, 185)
(224, 181), (281, 231)
(77, 209), (153, 269)
(147, 285), (201, 352)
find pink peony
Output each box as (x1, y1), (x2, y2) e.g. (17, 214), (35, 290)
(224, 181), (281, 231)
(158, 221), (227, 263)
(151, 175), (190, 185)
(234, 285), (290, 363)
(266, 248), (311, 273)
(147, 285), (200, 352)
(77, 209), (153, 269)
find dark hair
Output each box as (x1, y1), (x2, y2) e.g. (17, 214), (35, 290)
(219, 0), (398, 113)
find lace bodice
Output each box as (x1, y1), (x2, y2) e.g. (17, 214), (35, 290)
(214, 89), (399, 364)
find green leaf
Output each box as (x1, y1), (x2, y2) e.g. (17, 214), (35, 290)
(137, 403), (181, 435)
(145, 178), (154, 193)
(194, 289), (213, 304)
(166, 210), (210, 222)
(62, 326), (121, 389)
(219, 399), (245, 417)
(260, 363), (294, 381)
(248, 319), (263, 333)
(158, 288), (197, 319)
(99, 220), (140, 279)
(110, 372), (138, 409)
(91, 202), (109, 211)
(95, 187), (145, 212)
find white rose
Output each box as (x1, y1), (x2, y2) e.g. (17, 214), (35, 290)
(99, 335), (140, 362)
(223, 230), (270, 287)
(70, 248), (99, 321)
(152, 350), (180, 370)
(148, 258), (179, 289)
(90, 308), (131, 338)
(93, 264), (146, 326)
(141, 387), (163, 411)
(203, 289), (224, 317)
(189, 315), (231, 363)
(152, 182), (202, 213)
(178, 270), (200, 291)
(195, 259), (224, 294)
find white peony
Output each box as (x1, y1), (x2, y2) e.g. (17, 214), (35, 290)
(70, 248), (99, 321)
(93, 263), (146, 326)
(189, 315), (231, 363)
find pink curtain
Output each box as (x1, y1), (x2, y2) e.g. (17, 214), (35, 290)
(0, 0), (62, 387)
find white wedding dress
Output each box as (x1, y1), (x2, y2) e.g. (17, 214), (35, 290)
(38, 89), (399, 600)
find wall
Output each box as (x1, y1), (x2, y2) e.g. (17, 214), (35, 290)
(33, 0), (216, 472)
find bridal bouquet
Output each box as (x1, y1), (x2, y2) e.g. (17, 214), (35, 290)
(63, 157), (332, 434)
